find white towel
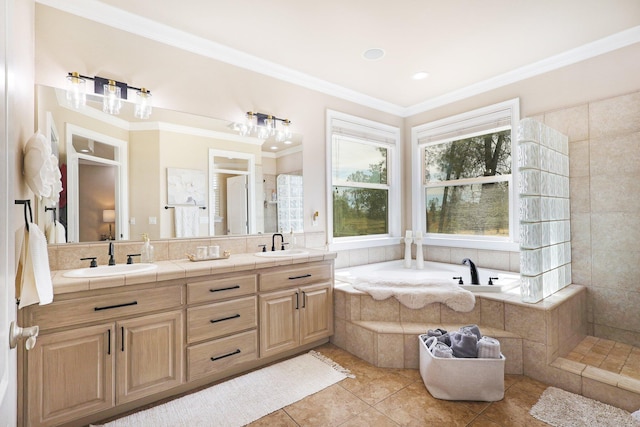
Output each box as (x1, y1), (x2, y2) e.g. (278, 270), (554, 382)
(16, 224), (54, 308)
(477, 336), (502, 359)
(174, 206), (200, 238)
(45, 221), (66, 244)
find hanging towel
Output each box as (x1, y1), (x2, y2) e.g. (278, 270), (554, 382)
(45, 221), (66, 244)
(16, 224), (54, 308)
(174, 206), (200, 238)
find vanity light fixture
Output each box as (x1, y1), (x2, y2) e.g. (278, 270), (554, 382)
(65, 72), (152, 118)
(233, 112), (292, 142)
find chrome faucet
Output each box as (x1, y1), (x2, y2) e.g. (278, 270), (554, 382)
(462, 258), (479, 285)
(271, 233), (284, 251)
(108, 242), (116, 266)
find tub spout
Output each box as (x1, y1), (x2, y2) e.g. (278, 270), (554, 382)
(462, 258), (479, 285)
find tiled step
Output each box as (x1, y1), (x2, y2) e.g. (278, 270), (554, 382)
(340, 320), (523, 374)
(550, 336), (640, 412)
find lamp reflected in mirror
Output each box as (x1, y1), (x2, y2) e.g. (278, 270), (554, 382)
(102, 209), (115, 240)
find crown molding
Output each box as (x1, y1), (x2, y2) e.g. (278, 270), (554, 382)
(38, 0), (640, 118)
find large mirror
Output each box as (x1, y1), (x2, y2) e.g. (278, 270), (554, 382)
(35, 85), (303, 243)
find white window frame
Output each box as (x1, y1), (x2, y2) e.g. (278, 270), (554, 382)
(411, 98), (520, 251)
(326, 110), (401, 251)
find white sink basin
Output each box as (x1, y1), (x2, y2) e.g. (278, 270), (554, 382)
(254, 249), (309, 258)
(63, 263), (158, 278)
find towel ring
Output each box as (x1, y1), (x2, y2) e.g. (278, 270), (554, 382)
(15, 200), (33, 231)
(45, 206), (57, 224)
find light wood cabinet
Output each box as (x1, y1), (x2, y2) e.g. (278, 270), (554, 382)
(27, 324), (114, 427)
(185, 274), (259, 381)
(116, 310), (184, 405)
(22, 283), (184, 427)
(21, 259), (333, 426)
(259, 276), (333, 358)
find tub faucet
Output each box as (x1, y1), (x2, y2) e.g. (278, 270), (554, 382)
(271, 233), (284, 251)
(462, 258), (479, 285)
(108, 242), (116, 266)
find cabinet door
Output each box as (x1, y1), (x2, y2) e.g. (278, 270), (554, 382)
(116, 310), (184, 404)
(27, 324), (114, 427)
(300, 282), (333, 345)
(259, 288), (299, 358)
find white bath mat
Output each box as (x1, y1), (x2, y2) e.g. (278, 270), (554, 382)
(98, 350), (353, 427)
(530, 386), (640, 426)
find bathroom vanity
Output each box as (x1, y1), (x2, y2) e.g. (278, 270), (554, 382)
(17, 251), (334, 427)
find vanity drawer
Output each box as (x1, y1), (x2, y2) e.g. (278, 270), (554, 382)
(28, 285), (183, 331)
(187, 296), (257, 343)
(187, 330), (258, 381)
(259, 263), (332, 292)
(187, 274), (257, 304)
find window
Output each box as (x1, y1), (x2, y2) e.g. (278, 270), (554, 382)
(411, 99), (520, 250)
(327, 110), (400, 249)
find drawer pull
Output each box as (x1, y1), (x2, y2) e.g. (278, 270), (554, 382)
(211, 349), (241, 362)
(107, 329), (111, 355)
(210, 314), (241, 324)
(94, 301), (138, 311)
(288, 273), (312, 280)
(209, 285), (241, 293)
(302, 291), (306, 308)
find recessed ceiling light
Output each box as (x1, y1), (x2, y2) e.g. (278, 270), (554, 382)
(284, 140), (292, 145)
(270, 146), (278, 150)
(412, 71), (430, 80)
(362, 48), (385, 60)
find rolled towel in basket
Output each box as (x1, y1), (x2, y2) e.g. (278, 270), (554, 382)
(477, 336), (501, 359)
(460, 324), (482, 341)
(427, 328), (451, 346)
(426, 336), (454, 358)
(449, 330), (478, 358)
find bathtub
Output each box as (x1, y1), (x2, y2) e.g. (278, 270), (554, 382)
(336, 259), (521, 312)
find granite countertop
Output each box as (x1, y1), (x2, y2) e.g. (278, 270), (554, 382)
(50, 249), (336, 296)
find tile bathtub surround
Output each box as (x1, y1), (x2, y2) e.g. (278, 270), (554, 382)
(541, 89), (640, 346)
(518, 118), (572, 303)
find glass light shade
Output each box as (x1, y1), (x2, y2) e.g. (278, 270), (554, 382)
(257, 125), (271, 139)
(66, 72), (86, 109)
(134, 88), (152, 119)
(102, 209), (116, 223)
(282, 120), (292, 139)
(103, 80), (122, 115)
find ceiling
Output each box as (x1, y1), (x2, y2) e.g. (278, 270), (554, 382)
(38, 0), (640, 116)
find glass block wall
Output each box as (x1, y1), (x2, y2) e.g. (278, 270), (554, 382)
(518, 118), (572, 303)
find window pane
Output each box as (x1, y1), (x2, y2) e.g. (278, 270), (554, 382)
(333, 137), (387, 184)
(333, 186), (388, 237)
(424, 130), (511, 183)
(426, 182), (509, 236)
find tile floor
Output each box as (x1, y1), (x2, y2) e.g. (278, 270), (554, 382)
(565, 335), (640, 380)
(248, 343), (551, 426)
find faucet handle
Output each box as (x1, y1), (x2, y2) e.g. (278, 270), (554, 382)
(488, 277), (499, 285)
(81, 257), (98, 268)
(452, 276), (464, 285)
(281, 242), (288, 251)
(127, 254), (141, 264)
(258, 244), (267, 252)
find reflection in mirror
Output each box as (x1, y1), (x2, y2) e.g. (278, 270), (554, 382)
(276, 174), (304, 233)
(36, 84), (303, 243)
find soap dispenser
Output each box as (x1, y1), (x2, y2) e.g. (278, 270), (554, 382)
(289, 228), (296, 249)
(141, 233), (155, 263)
